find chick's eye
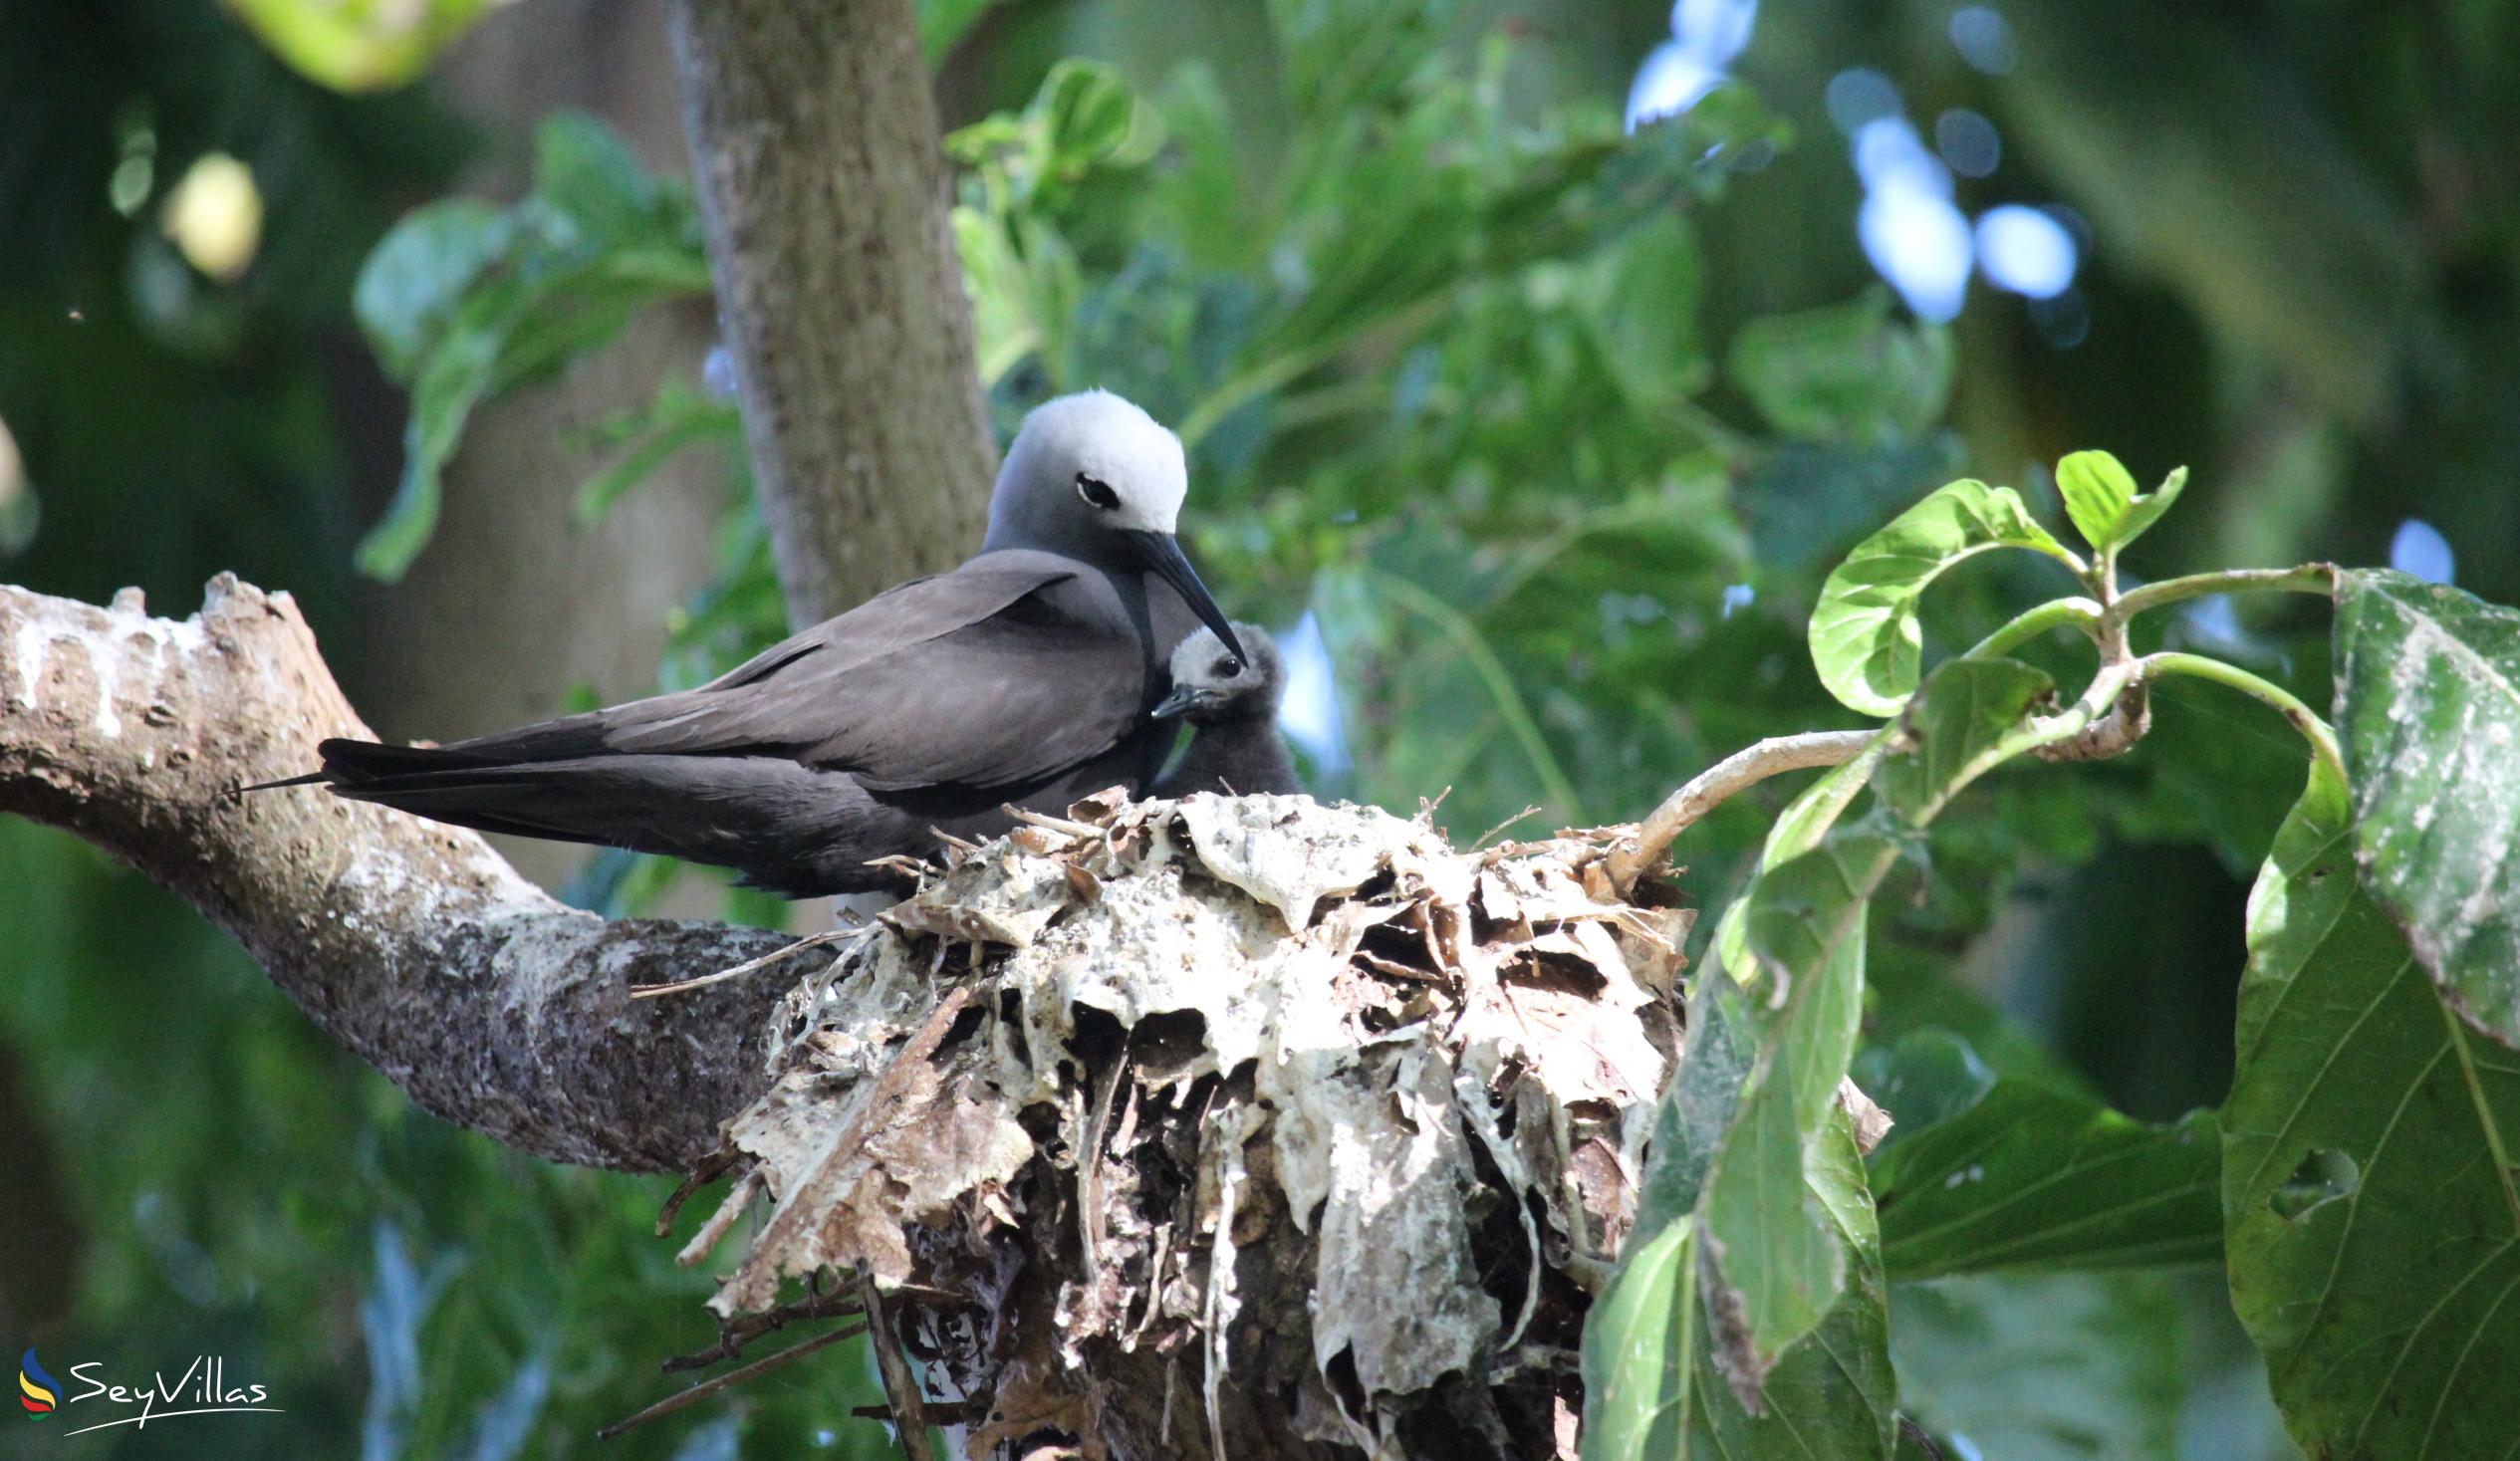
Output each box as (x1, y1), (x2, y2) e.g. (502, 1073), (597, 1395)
(1075, 474), (1121, 511)
(1212, 657), (1242, 680)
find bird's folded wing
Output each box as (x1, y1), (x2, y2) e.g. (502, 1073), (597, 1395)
(587, 560), (1145, 792)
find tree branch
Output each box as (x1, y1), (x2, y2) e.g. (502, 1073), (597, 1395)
(0, 576), (793, 1173)
(1608, 729), (1877, 890)
(663, 0), (997, 627)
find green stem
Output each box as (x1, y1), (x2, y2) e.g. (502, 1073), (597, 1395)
(2141, 651), (2347, 786)
(1963, 596), (2102, 661)
(1370, 572), (1588, 823)
(2111, 564), (2335, 623)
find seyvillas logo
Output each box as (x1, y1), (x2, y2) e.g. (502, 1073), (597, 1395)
(15, 1348), (282, 1437)
(19, 1349), (57, 1416)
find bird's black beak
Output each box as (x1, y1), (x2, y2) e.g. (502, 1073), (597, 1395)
(1152, 685), (1199, 719)
(1129, 531), (1248, 666)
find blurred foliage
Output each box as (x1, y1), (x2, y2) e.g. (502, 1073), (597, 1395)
(228, 0), (494, 94)
(350, 114), (711, 581)
(9, 0), (2520, 1455)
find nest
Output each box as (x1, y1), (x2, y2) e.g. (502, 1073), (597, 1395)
(675, 791), (1702, 1460)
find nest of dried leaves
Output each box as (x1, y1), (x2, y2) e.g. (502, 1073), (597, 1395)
(673, 791), (1700, 1460)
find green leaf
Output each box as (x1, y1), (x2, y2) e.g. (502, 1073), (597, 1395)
(226, 0), (490, 92)
(1584, 1110), (1897, 1461)
(531, 111), (662, 241)
(348, 114), (711, 580)
(2112, 465), (2186, 549)
(2053, 449), (2136, 552)
(1862, 1031), (2222, 1278)
(2334, 568), (2520, 1048)
(1728, 290), (1953, 443)
(573, 379), (742, 524)
(1038, 61), (1150, 173)
(1809, 479), (2083, 716)
(353, 199), (515, 379)
(1723, 659), (2056, 992)
(2054, 450), (2187, 555)
(1584, 1216), (1699, 1458)
(1890, 1272), (2186, 1461)
(1873, 657), (2058, 822)
(1741, 830), (1895, 1132)
(2224, 757), (2520, 1459)
(1699, 1046), (1847, 1392)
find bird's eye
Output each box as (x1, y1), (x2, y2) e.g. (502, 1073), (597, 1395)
(1213, 657), (1242, 680)
(1075, 474), (1121, 511)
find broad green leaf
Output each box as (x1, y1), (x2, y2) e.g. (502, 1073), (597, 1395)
(227, 0), (490, 92)
(573, 380), (742, 524)
(532, 111), (664, 242)
(1742, 831), (1896, 1132)
(1727, 290), (1953, 444)
(1038, 61), (1155, 174)
(349, 115), (711, 580)
(2054, 450), (2187, 555)
(1873, 657), (2058, 822)
(1726, 659), (2053, 1086)
(2112, 466), (2187, 550)
(1585, 1216), (1700, 1459)
(1809, 479), (2082, 716)
(353, 199), (514, 378)
(2224, 758), (2520, 1459)
(1635, 980), (1757, 1235)
(1861, 1031), (2221, 1278)
(2334, 568), (2520, 1047)
(2053, 449), (2136, 551)
(1700, 1046), (1846, 1393)
(1760, 728), (1894, 869)
(1890, 1272), (2185, 1461)
(1585, 1111), (1896, 1461)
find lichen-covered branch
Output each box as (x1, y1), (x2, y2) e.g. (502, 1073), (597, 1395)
(0, 576), (795, 1172)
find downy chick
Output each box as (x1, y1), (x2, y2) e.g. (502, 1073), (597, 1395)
(1150, 623), (1303, 798)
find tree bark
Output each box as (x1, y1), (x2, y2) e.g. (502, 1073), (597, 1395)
(663, 0), (997, 628)
(0, 577), (795, 1172)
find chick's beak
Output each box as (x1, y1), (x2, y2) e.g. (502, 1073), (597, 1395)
(1152, 684), (1199, 719)
(1130, 531), (1248, 667)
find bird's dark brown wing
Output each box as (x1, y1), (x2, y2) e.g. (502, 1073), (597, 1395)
(403, 551), (1146, 793)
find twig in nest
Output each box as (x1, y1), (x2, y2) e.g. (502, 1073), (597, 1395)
(676, 1167), (761, 1268)
(596, 1321), (868, 1441)
(654, 1148), (738, 1237)
(1609, 729), (1877, 892)
(1470, 805), (1544, 852)
(858, 1271), (942, 1461)
(662, 1283), (865, 1372)
(926, 826), (982, 854)
(853, 1399), (983, 1426)
(1004, 805), (1107, 840)
(630, 929), (852, 1000)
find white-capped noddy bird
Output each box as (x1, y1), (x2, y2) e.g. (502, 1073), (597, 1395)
(275, 390), (1247, 896)
(1148, 623), (1303, 798)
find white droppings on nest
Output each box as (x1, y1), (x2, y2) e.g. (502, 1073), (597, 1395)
(7, 616), (52, 711)
(683, 792), (1696, 1451)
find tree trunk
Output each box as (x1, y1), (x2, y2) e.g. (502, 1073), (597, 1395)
(662, 0), (997, 629)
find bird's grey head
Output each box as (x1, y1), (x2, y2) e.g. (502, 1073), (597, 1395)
(1153, 623), (1283, 722)
(985, 389), (1190, 548)
(984, 390), (1245, 663)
